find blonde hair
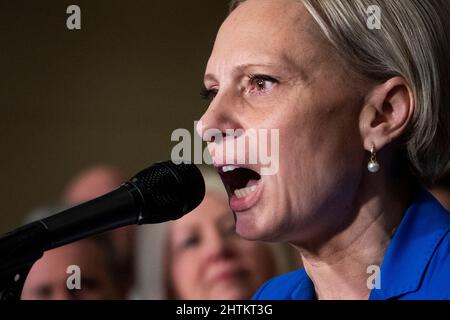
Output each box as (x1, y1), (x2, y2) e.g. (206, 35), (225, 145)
(230, 0), (450, 183)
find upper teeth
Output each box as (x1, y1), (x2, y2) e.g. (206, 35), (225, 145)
(222, 165), (239, 173)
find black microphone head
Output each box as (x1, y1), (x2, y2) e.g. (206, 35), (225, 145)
(128, 161), (205, 224)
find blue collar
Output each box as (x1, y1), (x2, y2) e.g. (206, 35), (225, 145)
(290, 189), (450, 300)
(370, 189), (450, 299)
(291, 269), (316, 300)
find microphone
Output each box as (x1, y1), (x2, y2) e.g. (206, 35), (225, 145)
(0, 161), (205, 280)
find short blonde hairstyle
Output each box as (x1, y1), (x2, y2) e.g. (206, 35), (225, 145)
(230, 0), (450, 183)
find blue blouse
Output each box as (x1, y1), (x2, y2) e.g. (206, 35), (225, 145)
(253, 189), (450, 300)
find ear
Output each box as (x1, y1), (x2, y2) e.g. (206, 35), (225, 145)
(359, 77), (415, 152)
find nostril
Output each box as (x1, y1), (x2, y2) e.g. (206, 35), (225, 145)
(210, 131), (227, 143)
(203, 129), (226, 143)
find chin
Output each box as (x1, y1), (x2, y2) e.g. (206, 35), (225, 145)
(235, 206), (282, 242)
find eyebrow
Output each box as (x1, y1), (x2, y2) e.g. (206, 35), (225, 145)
(203, 58), (308, 84)
(204, 63), (282, 83)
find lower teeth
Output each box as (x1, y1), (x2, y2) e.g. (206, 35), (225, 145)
(234, 185), (257, 199)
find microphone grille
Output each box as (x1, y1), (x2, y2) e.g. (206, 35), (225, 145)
(129, 161), (205, 223)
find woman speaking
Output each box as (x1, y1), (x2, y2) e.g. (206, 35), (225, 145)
(197, 0), (450, 299)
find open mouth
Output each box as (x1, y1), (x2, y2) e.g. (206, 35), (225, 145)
(218, 165), (262, 199)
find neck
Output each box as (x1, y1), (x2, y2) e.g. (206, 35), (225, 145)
(293, 171), (417, 300)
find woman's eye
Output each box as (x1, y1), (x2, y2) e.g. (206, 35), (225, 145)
(248, 75), (278, 94)
(180, 236), (200, 249)
(200, 87), (218, 102)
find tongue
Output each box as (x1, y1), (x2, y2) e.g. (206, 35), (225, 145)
(246, 179), (260, 188)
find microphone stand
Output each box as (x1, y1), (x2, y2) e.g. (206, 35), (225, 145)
(0, 188), (140, 300)
(0, 222), (49, 300)
(0, 186), (139, 300)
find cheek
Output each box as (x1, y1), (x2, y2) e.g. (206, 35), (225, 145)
(270, 94), (363, 211)
(282, 91), (361, 164)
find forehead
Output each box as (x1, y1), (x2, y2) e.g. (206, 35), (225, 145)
(39, 242), (106, 267)
(208, 0), (320, 70)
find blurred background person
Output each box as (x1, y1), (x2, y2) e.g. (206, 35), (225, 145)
(22, 236), (124, 300)
(162, 168), (298, 300)
(62, 165), (137, 296)
(21, 164), (298, 300)
(22, 164), (137, 299)
(429, 164), (450, 211)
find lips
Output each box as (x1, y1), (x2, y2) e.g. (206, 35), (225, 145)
(209, 269), (246, 284)
(216, 165), (263, 212)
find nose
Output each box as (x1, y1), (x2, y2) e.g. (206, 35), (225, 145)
(202, 228), (235, 264)
(196, 90), (241, 143)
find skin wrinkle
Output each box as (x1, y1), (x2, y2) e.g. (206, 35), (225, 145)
(302, 212), (394, 300)
(303, 209), (391, 266)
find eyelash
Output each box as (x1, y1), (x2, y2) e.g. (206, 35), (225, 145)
(179, 235), (200, 250)
(200, 74), (279, 102)
(200, 87), (218, 101)
(247, 74), (279, 93)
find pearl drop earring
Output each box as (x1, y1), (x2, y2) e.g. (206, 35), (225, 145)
(368, 144), (380, 173)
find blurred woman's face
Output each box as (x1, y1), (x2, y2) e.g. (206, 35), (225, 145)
(169, 192), (276, 300)
(198, 0), (369, 245)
